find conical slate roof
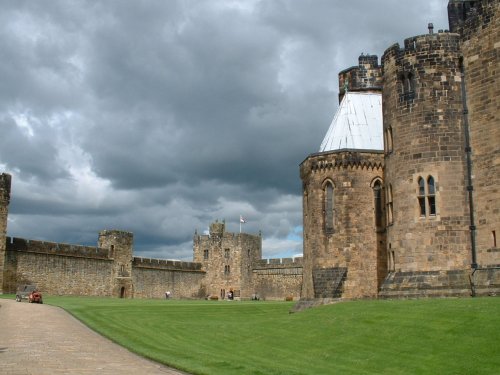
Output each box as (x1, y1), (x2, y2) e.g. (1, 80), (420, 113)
(319, 91), (383, 152)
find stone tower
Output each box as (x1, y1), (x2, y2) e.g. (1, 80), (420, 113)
(300, 56), (386, 300)
(379, 29), (472, 296)
(98, 230), (134, 298)
(450, 0), (500, 291)
(193, 220), (262, 299)
(0, 173), (11, 294)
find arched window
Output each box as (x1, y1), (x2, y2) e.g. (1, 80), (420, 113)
(399, 71), (416, 102)
(417, 175), (437, 218)
(398, 73), (406, 95)
(324, 181), (334, 234)
(418, 177), (426, 216)
(427, 176), (436, 216)
(387, 127), (393, 153)
(386, 184), (393, 225)
(373, 180), (384, 229)
(406, 72), (415, 93)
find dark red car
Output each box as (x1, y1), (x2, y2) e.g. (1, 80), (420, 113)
(15, 285), (43, 304)
(29, 289), (43, 303)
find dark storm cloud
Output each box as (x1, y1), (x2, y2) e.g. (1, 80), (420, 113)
(0, 0), (449, 259)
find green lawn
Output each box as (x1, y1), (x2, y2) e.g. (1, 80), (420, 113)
(6, 295), (500, 374)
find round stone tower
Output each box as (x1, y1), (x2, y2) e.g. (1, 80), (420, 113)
(301, 54), (386, 300)
(98, 230), (134, 298)
(381, 31), (471, 294)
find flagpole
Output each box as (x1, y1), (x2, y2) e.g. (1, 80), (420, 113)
(239, 215), (245, 233)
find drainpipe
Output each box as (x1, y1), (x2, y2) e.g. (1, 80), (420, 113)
(459, 57), (478, 296)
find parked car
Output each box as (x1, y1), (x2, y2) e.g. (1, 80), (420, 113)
(15, 285), (43, 304)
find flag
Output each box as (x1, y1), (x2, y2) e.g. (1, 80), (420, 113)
(240, 215), (246, 223)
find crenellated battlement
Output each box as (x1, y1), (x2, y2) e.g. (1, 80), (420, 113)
(255, 257), (303, 268)
(339, 54), (382, 102)
(382, 32), (461, 66)
(6, 236), (110, 260)
(446, 0), (498, 38)
(193, 231), (261, 244)
(457, 0), (497, 40)
(133, 256), (203, 271)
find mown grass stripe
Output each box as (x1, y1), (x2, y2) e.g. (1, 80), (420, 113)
(7, 296), (498, 375)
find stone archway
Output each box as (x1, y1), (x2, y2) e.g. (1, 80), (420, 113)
(120, 286), (125, 298)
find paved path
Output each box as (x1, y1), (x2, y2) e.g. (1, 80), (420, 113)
(0, 299), (188, 375)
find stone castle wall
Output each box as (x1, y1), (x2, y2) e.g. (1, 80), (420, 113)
(132, 257), (205, 299)
(252, 257), (303, 300)
(3, 235), (208, 299)
(3, 237), (114, 296)
(459, 0), (500, 268)
(1, 200), (303, 300)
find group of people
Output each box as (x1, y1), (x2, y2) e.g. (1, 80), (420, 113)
(167, 289), (239, 300)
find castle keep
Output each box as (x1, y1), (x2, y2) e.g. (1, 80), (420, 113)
(0, 0), (498, 301)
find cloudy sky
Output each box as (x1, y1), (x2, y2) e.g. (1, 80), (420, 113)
(0, 0), (449, 260)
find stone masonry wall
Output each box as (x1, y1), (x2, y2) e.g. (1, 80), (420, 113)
(4, 235), (208, 299)
(132, 257), (205, 299)
(460, 0), (500, 267)
(4, 238), (114, 296)
(381, 32), (471, 276)
(300, 151), (385, 299)
(252, 257), (303, 300)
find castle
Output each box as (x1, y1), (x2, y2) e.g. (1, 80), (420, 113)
(1, 0), (499, 301)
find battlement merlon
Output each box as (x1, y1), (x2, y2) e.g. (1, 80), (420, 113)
(447, 0), (479, 33)
(133, 257), (203, 271)
(381, 32), (461, 66)
(451, 0), (497, 41)
(338, 54), (382, 103)
(0, 173), (12, 204)
(6, 236), (111, 259)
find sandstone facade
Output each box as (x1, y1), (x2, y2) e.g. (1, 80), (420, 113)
(301, 0), (500, 300)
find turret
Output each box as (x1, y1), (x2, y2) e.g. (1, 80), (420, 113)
(98, 230), (134, 297)
(338, 54), (382, 102)
(381, 31), (470, 274)
(0, 173), (11, 293)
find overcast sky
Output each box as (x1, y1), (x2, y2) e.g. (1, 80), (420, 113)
(0, 0), (449, 260)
